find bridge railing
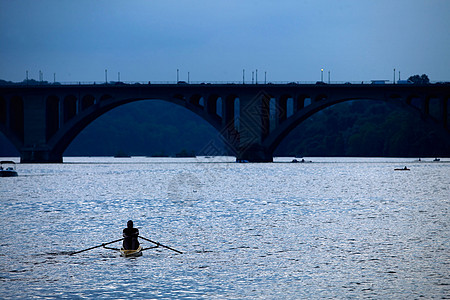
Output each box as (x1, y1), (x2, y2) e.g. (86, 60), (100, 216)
(0, 80), (447, 87)
(1, 80), (349, 86)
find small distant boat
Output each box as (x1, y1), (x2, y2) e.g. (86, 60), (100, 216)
(0, 161), (18, 177)
(292, 158), (310, 163)
(236, 159), (249, 163)
(433, 158), (440, 162)
(394, 166), (410, 171)
(120, 245), (143, 257)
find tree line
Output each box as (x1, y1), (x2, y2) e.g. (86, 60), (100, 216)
(275, 100), (449, 157)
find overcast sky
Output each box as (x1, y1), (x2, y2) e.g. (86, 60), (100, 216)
(1, 0), (449, 83)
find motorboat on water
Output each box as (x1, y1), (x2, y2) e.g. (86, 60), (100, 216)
(0, 161), (18, 177)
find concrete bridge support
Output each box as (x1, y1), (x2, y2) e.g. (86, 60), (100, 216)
(21, 148), (62, 163)
(236, 92), (273, 162)
(20, 95), (62, 163)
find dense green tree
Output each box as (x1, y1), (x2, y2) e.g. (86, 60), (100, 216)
(275, 100), (449, 157)
(408, 74), (430, 84)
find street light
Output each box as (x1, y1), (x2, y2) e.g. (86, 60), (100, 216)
(321, 68), (324, 82)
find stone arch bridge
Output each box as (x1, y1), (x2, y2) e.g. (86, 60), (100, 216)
(0, 83), (449, 163)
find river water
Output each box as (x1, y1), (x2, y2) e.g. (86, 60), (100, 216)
(0, 156), (449, 299)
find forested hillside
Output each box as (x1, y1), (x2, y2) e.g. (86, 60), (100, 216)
(1, 99), (449, 157)
(275, 101), (449, 157)
(65, 101), (225, 157)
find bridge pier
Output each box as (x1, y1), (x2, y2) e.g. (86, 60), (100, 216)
(235, 92), (273, 162)
(20, 148), (62, 163)
(17, 94), (64, 163)
(236, 144), (273, 162)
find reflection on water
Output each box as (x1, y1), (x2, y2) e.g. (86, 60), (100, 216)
(0, 157), (449, 299)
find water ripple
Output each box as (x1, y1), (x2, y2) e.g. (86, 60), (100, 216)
(0, 158), (449, 299)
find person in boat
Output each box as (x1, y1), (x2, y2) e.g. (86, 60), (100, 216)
(123, 220), (140, 250)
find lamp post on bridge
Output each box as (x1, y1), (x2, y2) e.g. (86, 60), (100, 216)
(321, 68), (324, 82)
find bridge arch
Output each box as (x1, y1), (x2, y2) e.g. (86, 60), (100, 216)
(0, 95), (23, 150)
(81, 95), (95, 111)
(100, 94), (112, 101)
(0, 96), (6, 125)
(189, 94), (203, 108)
(10, 96), (24, 143)
(263, 94), (449, 155)
(63, 95), (77, 123)
(48, 94), (229, 160)
(206, 94), (220, 116)
(46, 95), (59, 140)
(215, 96), (223, 117)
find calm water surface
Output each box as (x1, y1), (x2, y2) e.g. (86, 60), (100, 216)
(0, 157), (449, 299)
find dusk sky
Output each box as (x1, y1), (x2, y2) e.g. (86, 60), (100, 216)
(1, 0), (449, 83)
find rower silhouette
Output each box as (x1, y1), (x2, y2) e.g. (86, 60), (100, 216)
(123, 220), (140, 250)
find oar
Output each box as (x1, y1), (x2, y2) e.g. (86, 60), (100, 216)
(139, 236), (183, 254)
(70, 238), (124, 255)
